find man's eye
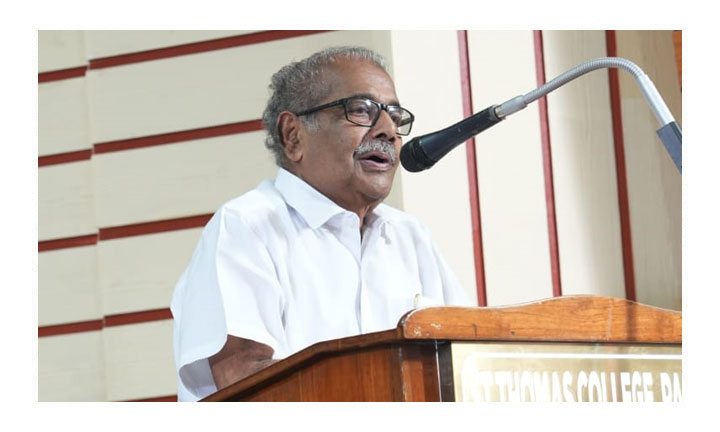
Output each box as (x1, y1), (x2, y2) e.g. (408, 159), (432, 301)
(387, 109), (405, 124)
(348, 105), (372, 116)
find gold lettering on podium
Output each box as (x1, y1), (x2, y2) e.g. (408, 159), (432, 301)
(451, 342), (681, 402)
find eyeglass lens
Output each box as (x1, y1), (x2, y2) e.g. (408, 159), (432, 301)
(345, 98), (413, 135)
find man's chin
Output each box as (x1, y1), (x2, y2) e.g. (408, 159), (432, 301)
(359, 179), (394, 202)
(353, 164), (396, 199)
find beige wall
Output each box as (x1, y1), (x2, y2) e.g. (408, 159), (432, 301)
(615, 30), (682, 310)
(467, 30), (553, 306)
(37, 30), (682, 401)
(542, 30), (626, 298)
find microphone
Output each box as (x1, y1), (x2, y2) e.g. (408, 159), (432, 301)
(400, 105), (503, 172)
(400, 57), (682, 173)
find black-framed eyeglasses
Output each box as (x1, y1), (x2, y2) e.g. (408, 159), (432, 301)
(294, 96), (415, 136)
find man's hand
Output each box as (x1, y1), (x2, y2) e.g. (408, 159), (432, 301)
(209, 335), (277, 390)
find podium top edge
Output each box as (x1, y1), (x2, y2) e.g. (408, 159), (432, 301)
(397, 295), (681, 344)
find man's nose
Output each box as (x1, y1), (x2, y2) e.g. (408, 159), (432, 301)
(371, 109), (398, 141)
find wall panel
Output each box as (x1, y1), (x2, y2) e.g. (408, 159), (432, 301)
(467, 30), (554, 306)
(38, 77), (91, 156)
(38, 160), (97, 241)
(99, 228), (203, 316)
(38, 331), (106, 401)
(38, 30), (86, 72)
(103, 320), (176, 401)
(86, 31), (394, 144)
(541, 31), (626, 298)
(92, 131), (274, 228)
(38, 245), (101, 326)
(615, 30), (682, 310)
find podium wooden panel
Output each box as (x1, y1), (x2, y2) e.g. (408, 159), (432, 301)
(202, 296), (681, 402)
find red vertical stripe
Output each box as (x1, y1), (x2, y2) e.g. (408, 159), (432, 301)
(605, 30), (637, 301)
(457, 31), (487, 307)
(533, 31), (563, 298)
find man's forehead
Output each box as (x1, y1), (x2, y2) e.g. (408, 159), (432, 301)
(323, 60), (399, 104)
(346, 92), (401, 106)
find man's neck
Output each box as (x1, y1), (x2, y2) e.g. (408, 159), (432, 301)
(324, 194), (379, 230)
(283, 166), (381, 231)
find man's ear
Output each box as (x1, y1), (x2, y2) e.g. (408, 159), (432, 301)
(278, 111), (304, 163)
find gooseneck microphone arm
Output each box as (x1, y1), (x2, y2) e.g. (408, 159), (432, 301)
(400, 57), (682, 173)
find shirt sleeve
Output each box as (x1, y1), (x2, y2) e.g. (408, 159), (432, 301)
(171, 206), (286, 401)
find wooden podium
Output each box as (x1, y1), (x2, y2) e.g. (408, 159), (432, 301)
(202, 296), (682, 402)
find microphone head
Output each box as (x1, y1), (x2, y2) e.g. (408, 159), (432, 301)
(400, 139), (434, 172)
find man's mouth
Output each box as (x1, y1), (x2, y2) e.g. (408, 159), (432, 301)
(359, 151), (391, 164)
(353, 140), (397, 171)
(356, 150), (394, 171)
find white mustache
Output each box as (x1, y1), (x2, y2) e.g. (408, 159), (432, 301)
(353, 140), (396, 165)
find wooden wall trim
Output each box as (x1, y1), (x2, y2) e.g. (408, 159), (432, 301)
(104, 308), (173, 327)
(89, 30), (333, 70)
(98, 214), (213, 241)
(93, 120), (264, 154)
(38, 149), (93, 167)
(38, 65), (87, 83)
(38, 319), (104, 337)
(605, 30), (637, 301)
(38, 308), (174, 337)
(40, 214), (211, 253)
(673, 30), (682, 88)
(38, 31), (334, 82)
(38, 234), (98, 252)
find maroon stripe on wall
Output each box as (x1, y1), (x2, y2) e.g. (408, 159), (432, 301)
(533, 31), (563, 298)
(605, 30), (637, 301)
(39, 214), (212, 253)
(38, 149), (93, 167)
(99, 214), (213, 241)
(104, 308), (173, 327)
(39, 120), (263, 165)
(94, 120), (264, 154)
(457, 31), (487, 306)
(38, 234), (98, 252)
(38, 66), (87, 83)
(89, 30), (333, 70)
(39, 309), (174, 338)
(38, 319), (103, 337)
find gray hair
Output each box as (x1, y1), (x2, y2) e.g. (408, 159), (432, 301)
(261, 46), (390, 166)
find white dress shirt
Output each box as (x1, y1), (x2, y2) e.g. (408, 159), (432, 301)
(170, 168), (469, 401)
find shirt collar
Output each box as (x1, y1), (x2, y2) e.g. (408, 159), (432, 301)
(274, 168), (350, 230)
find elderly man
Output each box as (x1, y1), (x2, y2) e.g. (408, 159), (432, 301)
(170, 46), (469, 401)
